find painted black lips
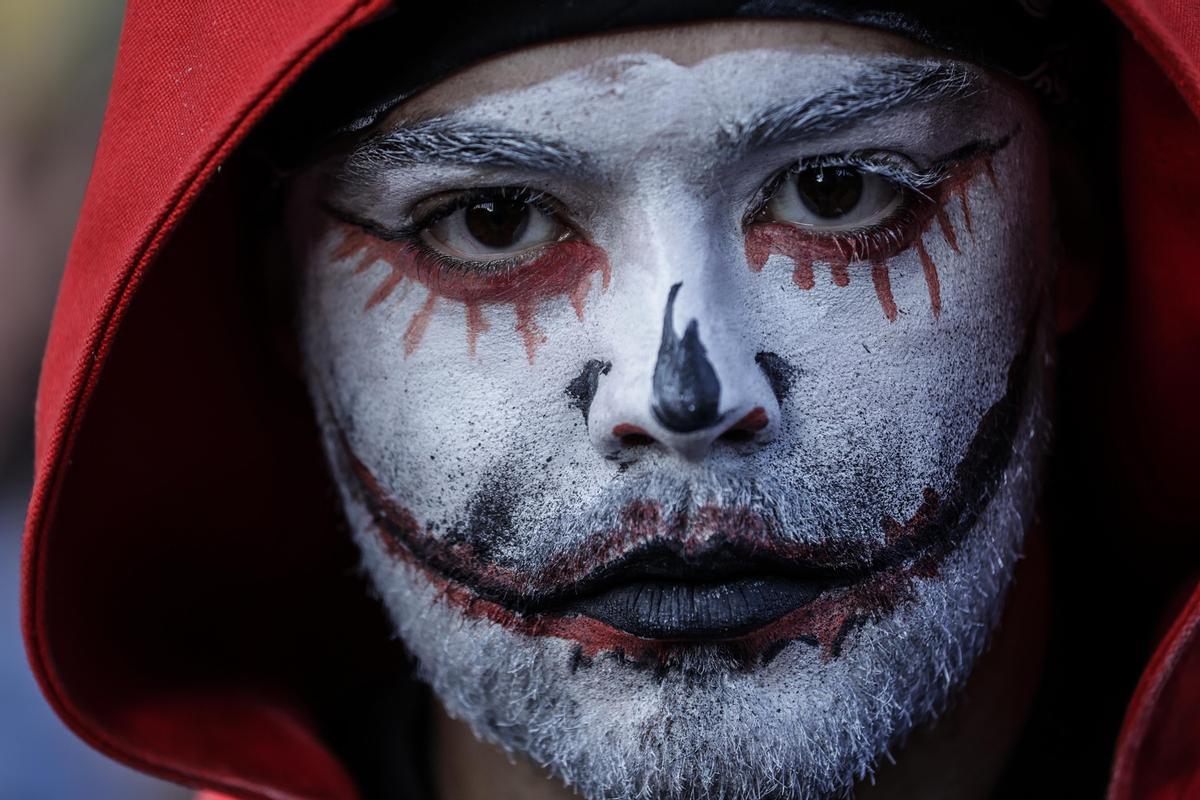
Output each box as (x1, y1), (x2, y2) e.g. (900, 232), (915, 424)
(561, 576), (826, 639)
(545, 544), (860, 640)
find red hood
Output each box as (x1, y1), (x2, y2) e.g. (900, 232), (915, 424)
(19, 1), (1200, 798)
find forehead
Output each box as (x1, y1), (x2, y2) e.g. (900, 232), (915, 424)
(390, 20), (969, 137)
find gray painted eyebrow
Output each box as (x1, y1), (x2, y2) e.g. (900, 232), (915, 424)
(728, 60), (982, 151)
(340, 118), (587, 180)
(338, 59), (980, 182)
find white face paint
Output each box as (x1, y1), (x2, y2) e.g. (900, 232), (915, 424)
(289, 22), (1053, 800)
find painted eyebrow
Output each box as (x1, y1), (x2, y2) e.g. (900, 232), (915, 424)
(728, 60), (982, 151)
(338, 59), (980, 183)
(340, 117), (587, 180)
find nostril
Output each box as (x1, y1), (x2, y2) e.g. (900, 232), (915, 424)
(719, 406), (769, 443)
(612, 423), (656, 448)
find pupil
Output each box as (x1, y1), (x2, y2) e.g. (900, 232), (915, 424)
(464, 198), (530, 248)
(796, 167), (864, 219)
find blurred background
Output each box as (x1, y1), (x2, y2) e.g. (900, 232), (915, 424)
(0, 1), (188, 797)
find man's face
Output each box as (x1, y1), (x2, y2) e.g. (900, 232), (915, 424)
(290, 21), (1052, 799)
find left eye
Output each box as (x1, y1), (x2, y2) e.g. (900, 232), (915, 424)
(765, 165), (901, 230)
(422, 191), (568, 259)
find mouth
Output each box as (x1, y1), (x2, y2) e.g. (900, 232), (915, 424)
(539, 542), (864, 640)
(558, 577), (826, 640)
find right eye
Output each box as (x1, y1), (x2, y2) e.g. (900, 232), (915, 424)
(765, 165), (902, 231)
(420, 188), (571, 262)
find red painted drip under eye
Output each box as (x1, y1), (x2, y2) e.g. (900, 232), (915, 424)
(983, 156), (1000, 190)
(745, 225), (850, 290)
(331, 226), (611, 361)
(934, 207), (960, 253)
(793, 261), (815, 290)
(915, 239), (942, 319)
(744, 151), (1002, 323)
(830, 262), (850, 287)
(954, 185), (974, 234)
(870, 261), (898, 322)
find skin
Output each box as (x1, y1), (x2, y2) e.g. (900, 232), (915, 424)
(288, 20), (1054, 800)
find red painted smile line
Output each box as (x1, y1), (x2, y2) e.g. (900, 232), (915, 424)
(336, 317), (1037, 669)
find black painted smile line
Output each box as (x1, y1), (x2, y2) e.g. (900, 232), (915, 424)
(335, 313), (1041, 644)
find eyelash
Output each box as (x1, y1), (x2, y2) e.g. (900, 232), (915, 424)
(743, 151), (947, 261)
(385, 186), (567, 275)
(413, 243), (542, 277)
(406, 186), (559, 233)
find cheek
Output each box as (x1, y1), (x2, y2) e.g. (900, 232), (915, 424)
(743, 141), (1048, 501)
(297, 226), (618, 531)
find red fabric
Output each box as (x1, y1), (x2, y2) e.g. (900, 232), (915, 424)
(17, 0), (1200, 798)
(21, 1), (391, 798)
(1103, 0), (1200, 796)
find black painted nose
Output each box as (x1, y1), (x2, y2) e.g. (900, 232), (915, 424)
(651, 282), (721, 433)
(576, 281), (785, 463)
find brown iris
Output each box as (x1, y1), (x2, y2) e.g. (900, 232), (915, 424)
(464, 198), (531, 249)
(795, 166), (864, 219)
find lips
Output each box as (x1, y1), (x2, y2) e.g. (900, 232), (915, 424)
(559, 576), (827, 639)
(540, 542), (864, 640)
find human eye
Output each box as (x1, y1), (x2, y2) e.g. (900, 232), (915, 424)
(409, 186), (575, 271)
(766, 163), (901, 229)
(746, 152), (944, 261)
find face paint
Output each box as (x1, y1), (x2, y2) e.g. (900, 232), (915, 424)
(327, 223), (611, 360)
(565, 359), (612, 423)
(651, 283), (722, 433)
(743, 140), (1005, 323)
(290, 21), (1053, 800)
(752, 351), (798, 402)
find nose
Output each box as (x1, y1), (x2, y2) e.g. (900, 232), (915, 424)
(584, 281), (783, 463)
